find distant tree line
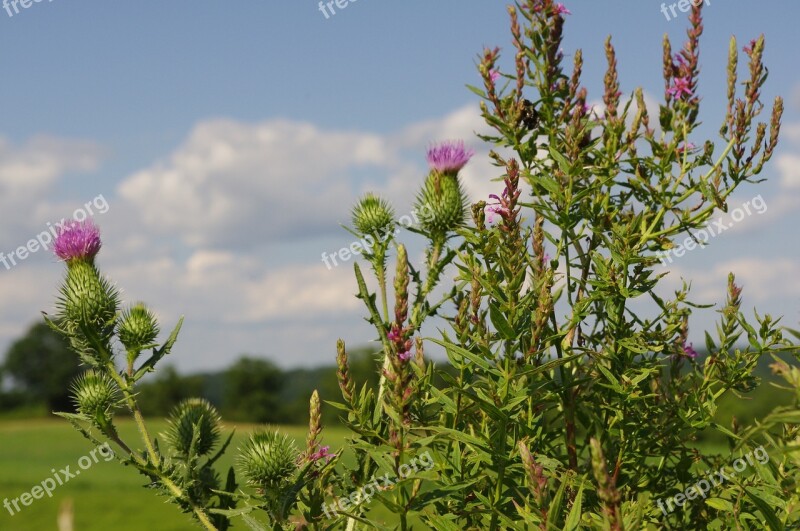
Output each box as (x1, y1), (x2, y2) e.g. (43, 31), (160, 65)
(0, 320), (384, 425)
(0, 320), (793, 431)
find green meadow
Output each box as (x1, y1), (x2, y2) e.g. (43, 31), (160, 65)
(0, 419), (351, 531)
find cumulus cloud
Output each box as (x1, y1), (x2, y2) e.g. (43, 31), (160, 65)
(107, 249), (360, 326)
(661, 258), (800, 305)
(0, 135), (103, 246)
(0, 135), (101, 193)
(118, 118), (399, 247)
(117, 106), (499, 249)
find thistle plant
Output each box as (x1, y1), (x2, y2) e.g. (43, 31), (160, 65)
(46, 220), (336, 531)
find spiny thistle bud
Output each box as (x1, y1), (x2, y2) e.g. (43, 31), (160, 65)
(351, 193), (395, 237)
(118, 303), (160, 356)
(71, 370), (120, 419)
(238, 430), (298, 491)
(57, 260), (119, 348)
(415, 141), (472, 240)
(164, 398), (222, 458)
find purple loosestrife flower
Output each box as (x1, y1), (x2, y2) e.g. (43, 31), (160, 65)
(54, 220), (102, 263)
(489, 70), (501, 83)
(309, 445), (334, 463)
(387, 328), (401, 342)
(682, 342), (698, 359)
(667, 77), (693, 99)
(398, 350), (412, 362)
(554, 3), (571, 16)
(426, 140), (474, 175)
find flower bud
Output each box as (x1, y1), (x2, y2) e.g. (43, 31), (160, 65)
(58, 260), (119, 344)
(71, 370), (120, 420)
(414, 172), (468, 238)
(164, 398), (222, 458)
(118, 303), (159, 356)
(238, 430), (298, 491)
(351, 193), (395, 237)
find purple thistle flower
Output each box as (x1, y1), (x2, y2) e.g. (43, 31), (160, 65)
(426, 140), (474, 174)
(554, 3), (571, 15)
(682, 342), (698, 359)
(309, 445), (334, 463)
(54, 220), (102, 262)
(667, 77), (693, 99)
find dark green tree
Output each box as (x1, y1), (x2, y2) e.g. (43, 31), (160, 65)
(223, 357), (283, 423)
(136, 365), (206, 416)
(3, 321), (83, 412)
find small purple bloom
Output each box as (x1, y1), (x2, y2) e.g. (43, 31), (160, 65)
(54, 220), (102, 262)
(676, 142), (696, 154)
(682, 342), (698, 359)
(554, 3), (571, 15)
(387, 328), (401, 342)
(667, 77), (693, 99)
(426, 140), (474, 174)
(309, 445), (334, 463)
(489, 70), (500, 83)
(398, 350), (412, 362)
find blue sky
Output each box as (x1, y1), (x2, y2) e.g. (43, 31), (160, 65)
(0, 0), (798, 371)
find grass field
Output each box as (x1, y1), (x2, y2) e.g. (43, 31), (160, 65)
(0, 418), (352, 531)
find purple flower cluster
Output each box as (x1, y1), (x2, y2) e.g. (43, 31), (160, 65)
(682, 342), (698, 359)
(54, 220), (102, 262)
(668, 77), (693, 100)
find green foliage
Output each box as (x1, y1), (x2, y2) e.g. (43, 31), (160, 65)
(135, 365), (208, 417)
(2, 321), (83, 412)
(223, 357), (283, 423)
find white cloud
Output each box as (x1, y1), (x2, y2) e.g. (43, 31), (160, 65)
(776, 153), (800, 189)
(107, 250), (360, 326)
(0, 135), (103, 246)
(0, 135), (101, 193)
(662, 258), (800, 304)
(117, 107), (502, 249)
(118, 118), (399, 247)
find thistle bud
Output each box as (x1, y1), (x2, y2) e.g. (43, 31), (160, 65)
(164, 398), (222, 458)
(118, 303), (160, 359)
(415, 141), (472, 240)
(71, 370), (119, 420)
(238, 430), (298, 491)
(58, 260), (119, 348)
(351, 193), (395, 237)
